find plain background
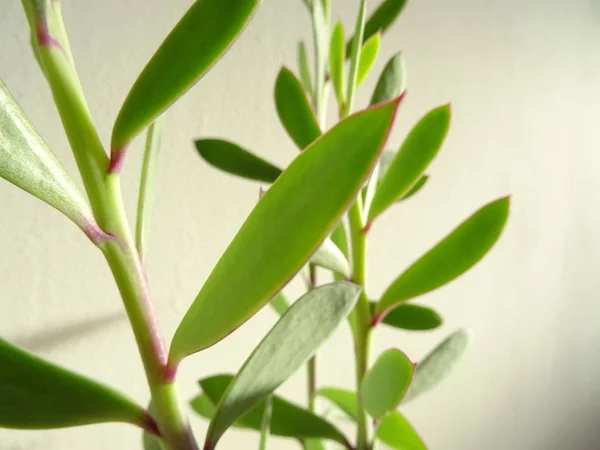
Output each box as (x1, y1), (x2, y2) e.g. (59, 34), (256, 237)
(1, 0), (600, 449)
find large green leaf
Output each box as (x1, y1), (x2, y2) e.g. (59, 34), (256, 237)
(317, 387), (358, 421)
(361, 349), (415, 420)
(204, 283), (359, 448)
(376, 411), (426, 449)
(195, 139), (282, 183)
(370, 53), (406, 106)
(329, 21), (346, 106)
(194, 375), (348, 444)
(275, 67), (321, 150)
(0, 81), (103, 243)
(372, 302), (442, 331)
(0, 337), (149, 430)
(111, 0), (261, 156)
(375, 197), (510, 319)
(367, 105), (450, 225)
(170, 97), (401, 362)
(403, 329), (472, 404)
(310, 238), (351, 278)
(346, 0), (407, 56)
(357, 33), (381, 87)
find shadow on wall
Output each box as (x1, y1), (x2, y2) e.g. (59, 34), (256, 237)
(11, 311), (125, 352)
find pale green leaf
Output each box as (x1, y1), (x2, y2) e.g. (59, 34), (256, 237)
(195, 139), (282, 183)
(310, 238), (351, 278)
(317, 387), (358, 421)
(194, 375), (347, 444)
(403, 329), (472, 404)
(112, 0), (261, 152)
(357, 33), (381, 87)
(0, 338), (149, 430)
(170, 98), (400, 362)
(370, 54), (406, 106)
(0, 80), (103, 243)
(203, 283), (359, 447)
(376, 411), (426, 449)
(269, 292), (290, 317)
(368, 105), (450, 225)
(375, 197), (510, 319)
(275, 67), (321, 150)
(329, 21), (346, 106)
(361, 349), (415, 420)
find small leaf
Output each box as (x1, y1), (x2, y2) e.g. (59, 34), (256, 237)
(329, 21), (346, 106)
(375, 197), (510, 318)
(310, 238), (351, 278)
(269, 292), (290, 317)
(0, 81), (104, 244)
(297, 41), (314, 98)
(376, 303), (443, 331)
(142, 403), (162, 450)
(370, 54), (406, 106)
(331, 223), (349, 259)
(361, 349), (415, 420)
(0, 337), (149, 430)
(305, 439), (326, 450)
(275, 67), (321, 150)
(400, 175), (429, 201)
(195, 139), (282, 183)
(357, 33), (381, 87)
(317, 388), (358, 421)
(170, 97), (401, 362)
(311, 0), (329, 120)
(403, 329), (472, 404)
(204, 283), (359, 448)
(111, 0), (261, 155)
(195, 375), (347, 443)
(376, 411), (426, 450)
(368, 105), (451, 225)
(346, 0), (407, 56)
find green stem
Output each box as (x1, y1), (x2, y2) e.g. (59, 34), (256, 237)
(259, 396), (273, 450)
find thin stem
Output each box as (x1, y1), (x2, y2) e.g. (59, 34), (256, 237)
(136, 116), (165, 258)
(259, 396), (273, 450)
(343, 0), (368, 117)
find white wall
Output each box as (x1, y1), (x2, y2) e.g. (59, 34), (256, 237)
(1, 0), (599, 449)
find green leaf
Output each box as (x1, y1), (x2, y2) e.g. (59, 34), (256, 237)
(400, 175), (428, 201)
(275, 67), (321, 150)
(403, 329), (472, 404)
(317, 388), (358, 421)
(375, 303), (443, 331)
(357, 33), (381, 87)
(111, 0), (261, 152)
(311, 0), (329, 121)
(269, 292), (291, 317)
(370, 54), (406, 106)
(375, 197), (510, 318)
(298, 41), (314, 98)
(329, 21), (346, 106)
(0, 337), (148, 430)
(305, 439), (326, 450)
(367, 105), (451, 225)
(346, 0), (408, 56)
(170, 97), (400, 362)
(204, 282), (359, 448)
(331, 223), (349, 259)
(0, 80), (103, 243)
(361, 349), (415, 420)
(376, 411), (426, 450)
(195, 375), (349, 445)
(310, 238), (351, 278)
(195, 139), (282, 183)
